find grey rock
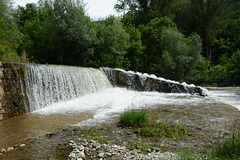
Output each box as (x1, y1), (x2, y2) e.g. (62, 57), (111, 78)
(98, 152), (104, 158)
(0, 148), (6, 153)
(7, 147), (14, 152)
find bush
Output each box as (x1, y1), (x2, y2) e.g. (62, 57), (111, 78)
(211, 131), (240, 159)
(119, 110), (149, 127)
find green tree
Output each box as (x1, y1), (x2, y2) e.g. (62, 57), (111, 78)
(0, 0), (22, 62)
(115, 0), (175, 26)
(17, 0), (96, 66)
(190, 0), (225, 68)
(93, 16), (129, 68)
(123, 24), (145, 71)
(139, 17), (177, 73)
(140, 17), (202, 81)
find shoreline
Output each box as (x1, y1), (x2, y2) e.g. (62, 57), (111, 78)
(1, 102), (239, 159)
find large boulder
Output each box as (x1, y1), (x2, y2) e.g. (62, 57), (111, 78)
(101, 68), (208, 96)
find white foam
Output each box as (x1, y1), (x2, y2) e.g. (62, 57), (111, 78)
(209, 89), (240, 110)
(33, 88), (209, 126)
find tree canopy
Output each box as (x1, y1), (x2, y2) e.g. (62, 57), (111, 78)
(1, 0), (240, 86)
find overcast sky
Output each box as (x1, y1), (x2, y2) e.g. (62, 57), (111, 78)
(13, 0), (120, 20)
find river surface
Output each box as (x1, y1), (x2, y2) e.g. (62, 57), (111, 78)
(0, 87), (239, 149)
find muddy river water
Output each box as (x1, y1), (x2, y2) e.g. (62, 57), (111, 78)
(0, 87), (239, 149)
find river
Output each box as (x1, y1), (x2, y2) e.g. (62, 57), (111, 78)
(0, 87), (239, 149)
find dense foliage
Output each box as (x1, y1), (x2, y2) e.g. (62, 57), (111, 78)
(0, 0), (239, 86)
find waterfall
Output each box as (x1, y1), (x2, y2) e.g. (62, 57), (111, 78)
(24, 64), (112, 112)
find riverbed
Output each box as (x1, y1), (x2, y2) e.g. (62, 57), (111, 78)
(0, 87), (239, 150)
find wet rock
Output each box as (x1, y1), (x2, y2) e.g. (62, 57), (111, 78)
(46, 132), (56, 137)
(98, 152), (104, 158)
(7, 147), (14, 152)
(0, 148), (6, 153)
(19, 144), (26, 147)
(101, 67), (208, 96)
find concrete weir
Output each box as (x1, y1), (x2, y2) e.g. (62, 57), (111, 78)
(0, 62), (208, 121)
(101, 68), (208, 96)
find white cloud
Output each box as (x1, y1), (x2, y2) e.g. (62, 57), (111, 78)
(13, 0), (120, 20)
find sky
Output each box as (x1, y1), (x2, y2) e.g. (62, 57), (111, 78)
(13, 0), (120, 20)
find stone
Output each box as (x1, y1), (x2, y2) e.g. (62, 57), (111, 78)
(0, 114), (3, 120)
(147, 148), (152, 153)
(19, 144), (26, 147)
(0, 148), (6, 153)
(46, 132), (56, 137)
(77, 151), (85, 159)
(77, 145), (84, 151)
(92, 142), (100, 148)
(106, 152), (112, 156)
(98, 152), (104, 158)
(90, 140), (96, 143)
(152, 147), (160, 152)
(7, 147), (14, 152)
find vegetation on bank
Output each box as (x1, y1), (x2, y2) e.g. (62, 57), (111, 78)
(119, 110), (188, 138)
(1, 0), (240, 86)
(211, 131), (240, 160)
(119, 110), (240, 159)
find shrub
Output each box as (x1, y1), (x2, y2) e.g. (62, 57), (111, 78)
(211, 131), (240, 159)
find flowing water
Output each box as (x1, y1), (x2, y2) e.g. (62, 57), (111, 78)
(0, 64), (239, 149)
(0, 87), (239, 149)
(24, 64), (111, 111)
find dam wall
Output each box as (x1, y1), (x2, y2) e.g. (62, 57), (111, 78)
(0, 63), (208, 121)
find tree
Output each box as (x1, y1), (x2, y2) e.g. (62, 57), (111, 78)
(115, 0), (175, 26)
(93, 16), (129, 68)
(190, 0), (225, 68)
(123, 24), (145, 71)
(160, 29), (202, 80)
(139, 17), (202, 81)
(0, 0), (22, 62)
(17, 0), (96, 66)
(139, 17), (177, 73)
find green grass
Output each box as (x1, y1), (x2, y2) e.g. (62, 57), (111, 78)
(79, 129), (100, 136)
(140, 122), (188, 138)
(211, 131), (240, 160)
(119, 110), (188, 138)
(119, 110), (149, 127)
(177, 150), (202, 160)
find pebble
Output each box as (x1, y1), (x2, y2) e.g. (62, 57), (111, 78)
(98, 152), (104, 158)
(46, 132), (56, 137)
(67, 139), (180, 160)
(0, 148), (6, 153)
(7, 147), (14, 152)
(19, 144), (26, 147)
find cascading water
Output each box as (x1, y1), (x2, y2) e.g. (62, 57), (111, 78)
(24, 64), (112, 112)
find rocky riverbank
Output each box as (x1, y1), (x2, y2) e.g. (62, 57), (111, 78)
(0, 101), (240, 159)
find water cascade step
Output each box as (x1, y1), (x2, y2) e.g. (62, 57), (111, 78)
(0, 62), (208, 120)
(24, 64), (112, 112)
